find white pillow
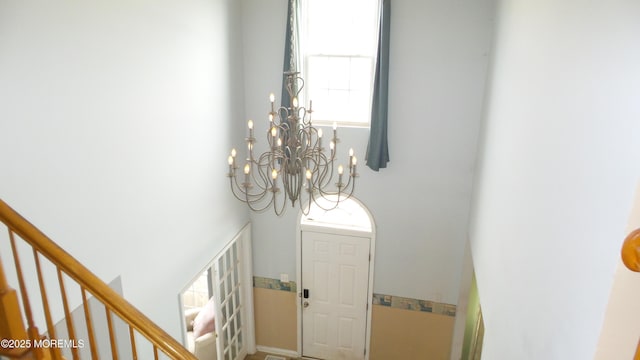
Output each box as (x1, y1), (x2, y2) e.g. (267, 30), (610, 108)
(192, 297), (215, 338)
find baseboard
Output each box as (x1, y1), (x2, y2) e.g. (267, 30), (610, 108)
(256, 345), (300, 358)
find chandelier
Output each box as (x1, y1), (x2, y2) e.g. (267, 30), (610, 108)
(227, 71), (357, 216)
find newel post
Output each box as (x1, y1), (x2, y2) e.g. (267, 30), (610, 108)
(0, 252), (28, 340)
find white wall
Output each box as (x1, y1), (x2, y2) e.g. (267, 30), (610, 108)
(0, 0), (248, 342)
(241, 0), (495, 304)
(470, 0), (640, 358)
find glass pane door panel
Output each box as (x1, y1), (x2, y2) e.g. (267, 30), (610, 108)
(214, 239), (246, 360)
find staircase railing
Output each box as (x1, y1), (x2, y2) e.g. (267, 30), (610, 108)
(0, 198), (197, 359)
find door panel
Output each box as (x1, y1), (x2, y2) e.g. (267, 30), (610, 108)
(213, 239), (247, 360)
(302, 231), (370, 360)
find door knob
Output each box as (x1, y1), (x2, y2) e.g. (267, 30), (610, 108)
(303, 301), (310, 308)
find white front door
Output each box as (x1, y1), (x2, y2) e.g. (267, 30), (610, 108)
(302, 230), (371, 360)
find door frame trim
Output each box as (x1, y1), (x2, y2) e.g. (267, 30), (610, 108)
(296, 197), (376, 360)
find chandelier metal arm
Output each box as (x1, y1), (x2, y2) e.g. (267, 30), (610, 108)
(228, 169), (277, 213)
(226, 71), (359, 216)
(243, 189), (275, 213)
(272, 185), (288, 216)
(253, 153), (276, 189)
(314, 156), (335, 189)
(299, 186), (314, 216)
(230, 175), (270, 204)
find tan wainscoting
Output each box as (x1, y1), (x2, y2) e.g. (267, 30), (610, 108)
(253, 287), (297, 351)
(252, 278), (455, 359)
(370, 304), (455, 360)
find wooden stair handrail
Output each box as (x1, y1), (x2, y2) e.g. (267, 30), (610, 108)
(0, 199), (196, 360)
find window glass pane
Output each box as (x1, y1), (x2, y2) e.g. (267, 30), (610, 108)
(328, 89), (349, 116)
(328, 57), (350, 90)
(307, 56), (329, 89)
(350, 58), (373, 90)
(182, 271), (210, 309)
(229, 262), (237, 286)
(226, 274), (233, 296)
(230, 317), (236, 339)
(306, 0), (377, 55)
(232, 242), (238, 263)
(348, 91), (367, 120)
(218, 257), (225, 280)
(229, 289), (236, 313)
(221, 301), (228, 325)
(233, 265), (239, 287)
(219, 281), (226, 304)
(225, 249), (232, 272)
(231, 343), (237, 360)
(310, 92), (330, 121)
(302, 0), (378, 126)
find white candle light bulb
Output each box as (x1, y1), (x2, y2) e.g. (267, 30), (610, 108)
(330, 141), (335, 151)
(272, 169), (278, 180)
(277, 138), (282, 147)
(248, 119), (254, 130)
(271, 127), (277, 137)
(228, 156), (233, 165)
(292, 97), (298, 108)
(338, 165), (344, 175)
(270, 93), (275, 103)
(333, 122), (337, 130)
(352, 156), (357, 166)
(269, 113), (274, 122)
(306, 169), (312, 180)
(231, 148), (236, 158)
(349, 148), (354, 157)
(318, 128), (323, 138)
(244, 164), (251, 175)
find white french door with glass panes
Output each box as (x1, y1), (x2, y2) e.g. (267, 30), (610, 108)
(214, 233), (249, 360)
